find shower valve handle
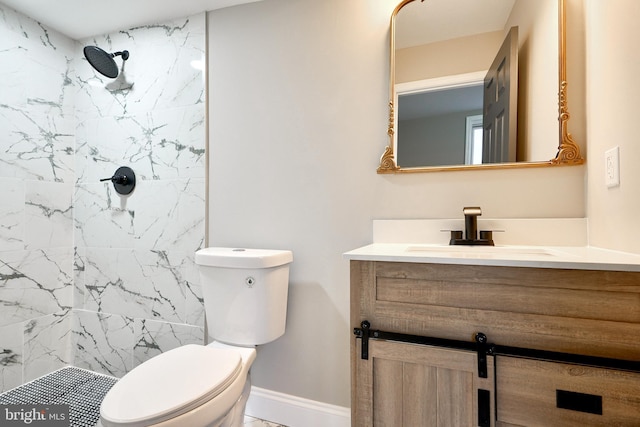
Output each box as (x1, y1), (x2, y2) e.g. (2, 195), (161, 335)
(100, 175), (128, 184)
(100, 166), (136, 195)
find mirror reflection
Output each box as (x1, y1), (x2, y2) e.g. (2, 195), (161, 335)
(397, 83), (484, 167)
(382, 0), (579, 172)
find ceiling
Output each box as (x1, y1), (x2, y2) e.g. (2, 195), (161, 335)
(0, 0), (262, 40)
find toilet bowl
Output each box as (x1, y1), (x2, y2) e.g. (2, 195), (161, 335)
(100, 248), (292, 427)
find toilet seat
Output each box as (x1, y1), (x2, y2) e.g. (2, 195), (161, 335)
(100, 344), (242, 427)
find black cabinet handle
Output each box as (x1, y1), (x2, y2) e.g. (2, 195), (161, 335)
(556, 389), (603, 415)
(478, 389), (491, 427)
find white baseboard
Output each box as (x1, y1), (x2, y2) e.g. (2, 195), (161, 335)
(245, 386), (350, 427)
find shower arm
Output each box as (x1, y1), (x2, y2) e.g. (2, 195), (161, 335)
(112, 50), (130, 61)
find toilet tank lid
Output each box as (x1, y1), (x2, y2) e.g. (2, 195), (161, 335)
(195, 247), (293, 269)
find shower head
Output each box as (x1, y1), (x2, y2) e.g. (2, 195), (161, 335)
(83, 46), (130, 79)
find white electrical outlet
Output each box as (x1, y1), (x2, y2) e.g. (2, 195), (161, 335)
(605, 146), (620, 188)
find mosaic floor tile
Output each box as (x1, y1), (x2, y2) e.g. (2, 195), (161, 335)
(0, 366), (116, 427)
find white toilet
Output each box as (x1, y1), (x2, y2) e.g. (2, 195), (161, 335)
(100, 247), (293, 427)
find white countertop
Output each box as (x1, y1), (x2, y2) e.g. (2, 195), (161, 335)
(344, 243), (640, 272)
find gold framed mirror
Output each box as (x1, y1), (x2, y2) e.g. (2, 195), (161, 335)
(378, 0), (583, 173)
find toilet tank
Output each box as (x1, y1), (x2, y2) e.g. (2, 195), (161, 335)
(195, 247), (293, 346)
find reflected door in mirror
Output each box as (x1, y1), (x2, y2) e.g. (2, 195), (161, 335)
(483, 26), (518, 163)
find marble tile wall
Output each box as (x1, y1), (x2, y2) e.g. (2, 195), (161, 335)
(72, 14), (207, 377)
(0, 3), (206, 391)
(0, 3), (75, 391)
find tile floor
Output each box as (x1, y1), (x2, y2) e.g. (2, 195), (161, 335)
(244, 416), (287, 426)
(0, 367), (116, 427)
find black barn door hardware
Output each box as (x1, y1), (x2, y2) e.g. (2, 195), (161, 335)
(353, 320), (371, 360)
(475, 332), (489, 378)
(353, 321), (493, 362)
(354, 321), (640, 373)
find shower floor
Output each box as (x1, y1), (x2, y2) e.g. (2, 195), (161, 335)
(0, 366), (117, 427)
(0, 367), (287, 427)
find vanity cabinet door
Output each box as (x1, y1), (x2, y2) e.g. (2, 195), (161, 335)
(354, 339), (495, 427)
(496, 356), (640, 426)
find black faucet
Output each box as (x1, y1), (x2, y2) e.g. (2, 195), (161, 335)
(449, 207), (494, 246)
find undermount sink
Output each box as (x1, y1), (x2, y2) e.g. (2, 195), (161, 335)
(405, 245), (568, 258)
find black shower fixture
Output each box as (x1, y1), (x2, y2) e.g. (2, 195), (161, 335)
(100, 166), (136, 195)
(83, 45), (130, 79)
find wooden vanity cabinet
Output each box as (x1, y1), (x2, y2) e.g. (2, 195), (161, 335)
(350, 260), (640, 426)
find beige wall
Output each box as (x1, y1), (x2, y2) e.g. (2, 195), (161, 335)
(207, 0), (585, 408)
(395, 31), (503, 83)
(585, 0), (640, 254)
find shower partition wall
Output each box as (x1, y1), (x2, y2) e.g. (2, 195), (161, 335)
(0, 4), (76, 390)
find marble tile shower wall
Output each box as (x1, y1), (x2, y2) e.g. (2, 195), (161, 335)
(0, 4), (76, 391)
(0, 4), (206, 392)
(73, 15), (206, 377)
